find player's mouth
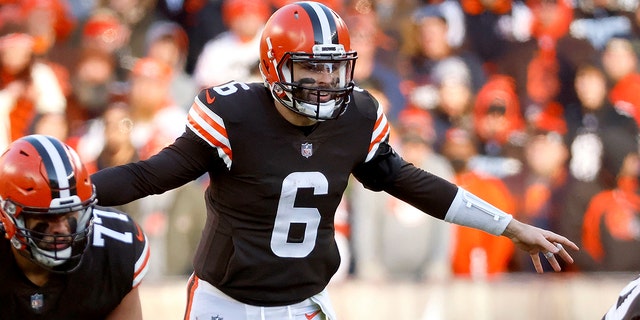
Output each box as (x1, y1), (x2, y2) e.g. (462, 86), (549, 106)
(310, 92), (331, 103)
(39, 237), (72, 250)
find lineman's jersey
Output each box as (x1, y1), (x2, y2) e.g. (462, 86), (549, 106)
(91, 81), (459, 306)
(0, 206), (150, 319)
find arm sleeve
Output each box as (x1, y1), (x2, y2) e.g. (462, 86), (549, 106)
(91, 130), (223, 206)
(352, 139), (514, 234)
(352, 141), (459, 220)
(383, 160), (459, 220)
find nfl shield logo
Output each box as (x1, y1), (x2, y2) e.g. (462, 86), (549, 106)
(301, 143), (313, 158)
(31, 293), (44, 312)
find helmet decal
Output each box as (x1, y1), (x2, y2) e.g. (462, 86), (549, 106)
(299, 2), (339, 45)
(24, 135), (77, 200)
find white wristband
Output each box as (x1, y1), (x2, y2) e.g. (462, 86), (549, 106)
(444, 187), (513, 236)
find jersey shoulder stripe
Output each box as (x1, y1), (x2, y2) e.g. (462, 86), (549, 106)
(92, 207), (150, 288)
(365, 103), (390, 162)
(133, 222), (150, 288)
(187, 92), (232, 168)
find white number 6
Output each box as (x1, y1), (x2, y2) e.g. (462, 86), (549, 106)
(270, 172), (326, 258)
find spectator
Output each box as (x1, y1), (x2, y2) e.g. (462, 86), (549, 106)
(344, 7), (406, 122)
(424, 56), (475, 152)
(560, 63), (639, 271)
(400, 3), (487, 94)
(144, 20), (198, 111)
(460, 0), (533, 74)
(570, 0), (637, 51)
(126, 57), (186, 158)
(154, 0), (226, 75)
(92, 101), (138, 172)
(79, 8), (133, 81)
(441, 127), (518, 278)
(471, 74), (527, 178)
(29, 112), (70, 143)
(192, 0), (271, 88)
(582, 138), (640, 271)
(0, 28), (66, 151)
(16, 0), (78, 109)
(96, 0), (160, 60)
(505, 126), (571, 272)
(19, 0), (77, 58)
(422, 0), (466, 49)
(74, 57), (185, 175)
(365, 0), (418, 47)
(602, 36), (640, 127)
(497, 0), (598, 120)
(65, 48), (120, 131)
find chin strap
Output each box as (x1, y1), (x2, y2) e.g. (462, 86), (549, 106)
(444, 187), (513, 236)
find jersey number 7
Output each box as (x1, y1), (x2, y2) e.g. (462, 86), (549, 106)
(92, 210), (133, 247)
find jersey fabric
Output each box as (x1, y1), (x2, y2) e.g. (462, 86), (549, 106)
(603, 274), (640, 320)
(91, 81), (459, 306)
(0, 206), (150, 320)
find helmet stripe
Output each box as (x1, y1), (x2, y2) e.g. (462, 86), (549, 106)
(24, 135), (75, 199)
(300, 2), (338, 45)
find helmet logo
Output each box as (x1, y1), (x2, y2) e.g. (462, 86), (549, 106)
(301, 143), (313, 158)
(312, 44), (345, 56)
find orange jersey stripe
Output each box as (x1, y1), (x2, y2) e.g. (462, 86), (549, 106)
(366, 107), (390, 161)
(187, 101), (233, 165)
(184, 274), (200, 320)
(133, 234), (151, 288)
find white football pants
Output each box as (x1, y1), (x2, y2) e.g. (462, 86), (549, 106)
(185, 273), (337, 320)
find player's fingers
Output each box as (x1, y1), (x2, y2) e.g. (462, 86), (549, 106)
(545, 234), (579, 251)
(543, 251), (562, 272)
(555, 243), (575, 264)
(530, 252), (544, 273)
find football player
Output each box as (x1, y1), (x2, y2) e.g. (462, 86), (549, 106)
(0, 135), (150, 319)
(90, 2), (578, 319)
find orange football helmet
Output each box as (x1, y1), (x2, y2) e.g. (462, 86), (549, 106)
(259, 1), (357, 120)
(0, 135), (96, 273)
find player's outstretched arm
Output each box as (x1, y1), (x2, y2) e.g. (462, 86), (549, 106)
(106, 287), (143, 320)
(501, 219), (579, 273)
(442, 187), (578, 273)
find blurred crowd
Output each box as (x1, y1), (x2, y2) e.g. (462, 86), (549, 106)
(2, 0), (640, 283)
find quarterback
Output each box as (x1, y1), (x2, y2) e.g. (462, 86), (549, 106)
(91, 2), (578, 319)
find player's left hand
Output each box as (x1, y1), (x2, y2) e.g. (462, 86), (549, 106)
(501, 219), (579, 273)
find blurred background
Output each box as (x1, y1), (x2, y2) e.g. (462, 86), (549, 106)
(3, 0), (640, 318)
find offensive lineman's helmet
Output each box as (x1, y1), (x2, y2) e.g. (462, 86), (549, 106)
(0, 135), (96, 273)
(259, 1), (357, 121)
